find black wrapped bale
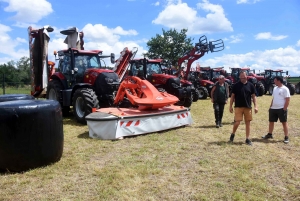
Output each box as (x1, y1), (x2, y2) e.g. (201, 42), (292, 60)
(0, 94), (35, 102)
(0, 100), (64, 172)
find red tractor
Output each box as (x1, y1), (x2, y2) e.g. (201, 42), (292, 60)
(127, 58), (197, 107)
(261, 69), (295, 95)
(176, 35), (224, 99)
(226, 67), (265, 96)
(197, 66), (232, 97)
(29, 26), (181, 124)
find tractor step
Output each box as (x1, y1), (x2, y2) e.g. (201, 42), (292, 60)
(85, 105), (193, 140)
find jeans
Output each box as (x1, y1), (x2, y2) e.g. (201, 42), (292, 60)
(213, 102), (225, 124)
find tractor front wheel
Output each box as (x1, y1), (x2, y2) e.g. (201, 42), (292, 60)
(72, 88), (99, 124)
(198, 87), (208, 99)
(269, 85), (274, 95)
(257, 82), (265, 96)
(287, 83), (295, 95)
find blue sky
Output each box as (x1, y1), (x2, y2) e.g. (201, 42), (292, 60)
(0, 0), (300, 75)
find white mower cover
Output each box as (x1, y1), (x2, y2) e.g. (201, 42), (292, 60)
(86, 107), (193, 140)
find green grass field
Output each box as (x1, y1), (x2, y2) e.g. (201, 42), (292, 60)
(0, 86), (31, 95)
(0, 94), (300, 200)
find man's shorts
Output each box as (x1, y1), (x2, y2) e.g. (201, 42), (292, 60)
(234, 107), (252, 121)
(269, 108), (287, 122)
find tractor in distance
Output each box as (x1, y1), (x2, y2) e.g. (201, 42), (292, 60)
(127, 57), (197, 107)
(176, 35), (225, 99)
(261, 69), (295, 95)
(226, 67), (265, 96)
(198, 66), (232, 97)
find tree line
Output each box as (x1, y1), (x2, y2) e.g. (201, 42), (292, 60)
(0, 57), (31, 87)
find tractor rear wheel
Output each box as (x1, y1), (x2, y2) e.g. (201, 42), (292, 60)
(72, 88), (99, 124)
(192, 88), (199, 102)
(269, 85), (274, 95)
(198, 87), (208, 99)
(257, 83), (265, 96)
(287, 83), (295, 95)
(295, 83), (300, 94)
(46, 80), (70, 116)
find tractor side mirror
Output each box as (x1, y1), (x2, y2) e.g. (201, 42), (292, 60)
(110, 53), (115, 64)
(286, 71), (289, 75)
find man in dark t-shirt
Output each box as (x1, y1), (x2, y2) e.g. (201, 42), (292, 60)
(229, 71), (258, 145)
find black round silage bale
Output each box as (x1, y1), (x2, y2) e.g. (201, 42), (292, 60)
(0, 94), (35, 102)
(0, 100), (64, 172)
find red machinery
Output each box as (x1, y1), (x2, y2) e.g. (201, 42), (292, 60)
(176, 35), (224, 99)
(126, 58), (197, 107)
(226, 67), (265, 96)
(29, 26), (192, 138)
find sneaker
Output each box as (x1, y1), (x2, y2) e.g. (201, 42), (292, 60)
(284, 136), (289, 144)
(245, 139), (252, 146)
(216, 123), (220, 128)
(219, 123), (223, 127)
(229, 133), (235, 142)
(262, 133), (273, 139)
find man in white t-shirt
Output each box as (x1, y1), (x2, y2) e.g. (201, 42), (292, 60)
(262, 76), (290, 143)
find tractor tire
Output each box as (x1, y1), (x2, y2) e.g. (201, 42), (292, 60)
(257, 83), (265, 96)
(72, 88), (99, 124)
(182, 96), (193, 108)
(198, 87), (208, 99)
(46, 79), (70, 116)
(0, 94), (34, 102)
(287, 83), (295, 95)
(192, 88), (199, 102)
(269, 84), (275, 95)
(0, 100), (63, 172)
(295, 83), (300, 94)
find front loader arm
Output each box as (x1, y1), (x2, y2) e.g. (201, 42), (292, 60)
(177, 35), (224, 80)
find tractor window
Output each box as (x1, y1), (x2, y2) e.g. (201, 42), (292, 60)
(61, 55), (71, 74)
(212, 71), (220, 78)
(89, 56), (99, 68)
(147, 63), (162, 74)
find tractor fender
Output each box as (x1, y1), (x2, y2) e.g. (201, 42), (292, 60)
(50, 73), (68, 89)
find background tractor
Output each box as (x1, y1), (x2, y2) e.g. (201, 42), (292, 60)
(198, 66), (232, 97)
(226, 67), (265, 96)
(261, 69), (295, 95)
(127, 58), (197, 107)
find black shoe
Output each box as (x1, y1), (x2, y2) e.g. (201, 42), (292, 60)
(262, 133), (273, 139)
(229, 133), (235, 142)
(219, 123), (223, 127)
(245, 139), (252, 146)
(284, 136), (289, 144)
(216, 124), (219, 128)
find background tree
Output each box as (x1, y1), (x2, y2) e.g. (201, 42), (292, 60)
(0, 57), (30, 87)
(145, 28), (194, 67)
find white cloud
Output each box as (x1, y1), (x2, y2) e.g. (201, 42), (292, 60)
(200, 46), (300, 75)
(153, 1), (160, 6)
(1, 0), (53, 23)
(296, 40), (300, 47)
(229, 34), (243, 43)
(82, 24), (138, 45)
(237, 0), (261, 4)
(0, 23), (28, 63)
(152, 0), (233, 35)
(255, 32), (288, 40)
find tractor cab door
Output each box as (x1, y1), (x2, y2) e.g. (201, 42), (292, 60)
(145, 63), (162, 81)
(58, 54), (72, 87)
